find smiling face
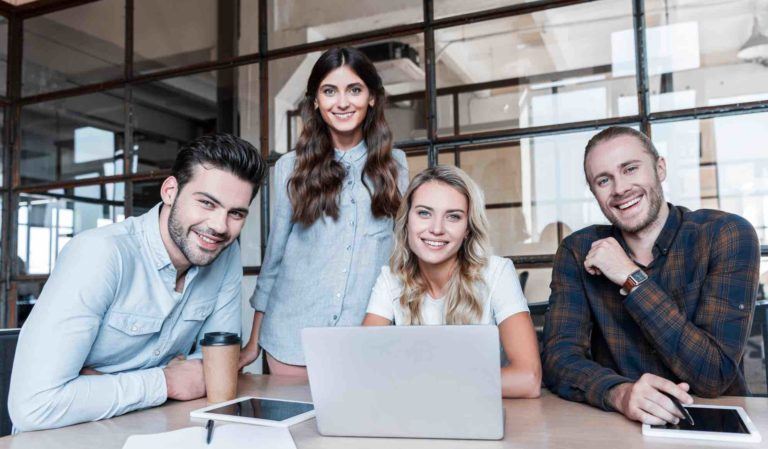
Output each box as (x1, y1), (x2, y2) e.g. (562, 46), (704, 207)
(585, 135), (667, 235)
(315, 65), (374, 147)
(162, 165), (252, 267)
(406, 181), (469, 275)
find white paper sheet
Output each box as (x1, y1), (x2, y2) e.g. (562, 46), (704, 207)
(122, 423), (297, 449)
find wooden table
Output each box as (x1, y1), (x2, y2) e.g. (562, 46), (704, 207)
(1, 374), (766, 448)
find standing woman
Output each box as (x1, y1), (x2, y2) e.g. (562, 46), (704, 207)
(364, 165), (541, 398)
(239, 47), (409, 376)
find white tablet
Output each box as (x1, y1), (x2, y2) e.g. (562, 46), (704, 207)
(190, 396), (315, 427)
(642, 404), (761, 443)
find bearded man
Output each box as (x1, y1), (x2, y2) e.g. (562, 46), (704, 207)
(9, 134), (266, 431)
(543, 126), (759, 426)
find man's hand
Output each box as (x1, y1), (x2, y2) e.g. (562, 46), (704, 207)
(163, 355), (205, 401)
(584, 237), (639, 286)
(606, 373), (693, 425)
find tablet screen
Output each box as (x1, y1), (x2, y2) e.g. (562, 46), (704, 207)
(206, 398), (314, 422)
(650, 407), (749, 434)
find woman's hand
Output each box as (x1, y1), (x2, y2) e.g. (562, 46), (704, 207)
(238, 311), (265, 370)
(238, 338), (261, 370)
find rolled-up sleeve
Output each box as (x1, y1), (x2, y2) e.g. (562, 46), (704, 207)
(8, 237), (167, 432)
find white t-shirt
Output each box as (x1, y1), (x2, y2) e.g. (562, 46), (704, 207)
(366, 255), (529, 325)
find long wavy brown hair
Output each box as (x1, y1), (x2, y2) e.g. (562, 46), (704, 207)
(288, 47), (402, 226)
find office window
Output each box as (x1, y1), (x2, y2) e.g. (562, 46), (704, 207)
(20, 90), (125, 185)
(435, 0), (528, 19)
(643, 0), (768, 112)
(134, 0), (233, 74)
(132, 180), (162, 216)
(17, 184), (125, 275)
(22, 0), (125, 96)
(652, 112), (768, 243)
(267, 0), (422, 50)
(435, 0), (636, 135)
(132, 67), (237, 173)
(0, 108), (4, 187)
(240, 189), (263, 267)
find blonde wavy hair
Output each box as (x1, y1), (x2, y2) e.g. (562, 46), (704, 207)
(391, 165), (492, 325)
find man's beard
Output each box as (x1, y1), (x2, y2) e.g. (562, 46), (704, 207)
(168, 202), (229, 267)
(602, 178), (664, 234)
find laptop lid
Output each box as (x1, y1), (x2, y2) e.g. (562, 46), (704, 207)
(302, 325), (504, 440)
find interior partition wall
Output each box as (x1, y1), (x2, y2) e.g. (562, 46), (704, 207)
(0, 0), (767, 387)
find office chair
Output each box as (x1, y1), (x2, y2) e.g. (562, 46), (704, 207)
(1, 329), (20, 437)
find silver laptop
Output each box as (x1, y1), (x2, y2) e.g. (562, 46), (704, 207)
(302, 325), (504, 440)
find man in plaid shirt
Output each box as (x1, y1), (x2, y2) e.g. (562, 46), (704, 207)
(543, 126), (759, 426)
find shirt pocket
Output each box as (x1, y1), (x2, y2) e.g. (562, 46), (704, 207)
(365, 217), (393, 238)
(107, 311), (163, 336)
(182, 299), (217, 322)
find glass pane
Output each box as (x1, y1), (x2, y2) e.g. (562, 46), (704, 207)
(132, 67), (238, 172)
(135, 0), (235, 74)
(268, 0), (422, 50)
(15, 281), (46, 328)
(652, 112), (768, 243)
(22, 0), (124, 96)
(435, 0), (529, 20)
(435, 0), (635, 135)
(0, 17), (7, 97)
(274, 36), (425, 154)
(517, 266), (552, 303)
(21, 90), (125, 185)
(239, 0), (260, 56)
(132, 180), (162, 216)
(240, 190), (262, 267)
(644, 0), (768, 113)
(17, 184), (125, 275)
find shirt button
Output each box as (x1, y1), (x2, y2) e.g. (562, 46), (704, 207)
(333, 315), (338, 320)
(199, 311), (205, 317)
(346, 245), (352, 251)
(154, 350), (160, 356)
(336, 293), (341, 298)
(350, 220), (354, 226)
(347, 181), (353, 186)
(738, 304), (745, 310)
(342, 268), (347, 273)
(131, 325), (138, 332)
(351, 198), (356, 204)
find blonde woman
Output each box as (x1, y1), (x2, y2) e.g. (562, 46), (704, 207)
(363, 165), (541, 398)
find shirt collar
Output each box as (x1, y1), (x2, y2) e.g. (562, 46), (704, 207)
(141, 202), (174, 271)
(334, 139), (368, 163)
(611, 202), (682, 263)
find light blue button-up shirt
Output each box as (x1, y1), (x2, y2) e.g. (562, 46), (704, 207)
(251, 141), (409, 365)
(8, 203), (242, 431)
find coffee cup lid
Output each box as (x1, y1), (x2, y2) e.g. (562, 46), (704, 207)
(200, 332), (241, 346)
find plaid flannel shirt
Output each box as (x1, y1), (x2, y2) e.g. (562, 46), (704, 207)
(543, 204), (759, 410)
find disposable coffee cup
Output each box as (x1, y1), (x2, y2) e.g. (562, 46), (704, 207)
(200, 332), (242, 404)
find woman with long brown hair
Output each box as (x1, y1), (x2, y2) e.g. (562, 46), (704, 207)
(239, 47), (409, 376)
(363, 165), (541, 398)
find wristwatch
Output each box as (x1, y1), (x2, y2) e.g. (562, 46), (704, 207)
(620, 269), (648, 296)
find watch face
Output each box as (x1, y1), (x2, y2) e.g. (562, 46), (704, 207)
(630, 270), (648, 283)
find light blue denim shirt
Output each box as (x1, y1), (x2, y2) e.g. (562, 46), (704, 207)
(8, 203), (242, 431)
(251, 141), (409, 365)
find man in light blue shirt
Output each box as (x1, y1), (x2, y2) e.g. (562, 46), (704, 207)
(8, 133), (267, 431)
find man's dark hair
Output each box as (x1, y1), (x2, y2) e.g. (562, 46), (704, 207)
(172, 133), (267, 199)
(583, 126), (660, 184)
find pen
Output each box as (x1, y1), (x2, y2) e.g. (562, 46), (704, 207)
(661, 391), (695, 426)
(206, 419), (215, 445)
